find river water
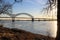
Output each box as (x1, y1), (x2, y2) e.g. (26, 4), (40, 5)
(0, 20), (57, 38)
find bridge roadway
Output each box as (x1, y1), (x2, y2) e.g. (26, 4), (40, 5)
(0, 17), (57, 21)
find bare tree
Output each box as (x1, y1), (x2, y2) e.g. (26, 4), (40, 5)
(46, 0), (58, 40)
(41, 0), (57, 39)
(0, 0), (23, 14)
(0, 0), (12, 14)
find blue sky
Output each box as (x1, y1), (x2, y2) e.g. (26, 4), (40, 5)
(5, 0), (48, 18)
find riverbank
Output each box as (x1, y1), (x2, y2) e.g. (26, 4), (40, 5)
(0, 25), (55, 40)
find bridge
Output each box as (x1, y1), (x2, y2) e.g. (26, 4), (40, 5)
(0, 13), (57, 21)
(0, 17), (57, 21)
(0, 13), (34, 22)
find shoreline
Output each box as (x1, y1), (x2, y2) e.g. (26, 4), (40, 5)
(0, 25), (55, 40)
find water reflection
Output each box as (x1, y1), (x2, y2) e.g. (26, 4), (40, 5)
(12, 20), (15, 28)
(0, 20), (57, 38)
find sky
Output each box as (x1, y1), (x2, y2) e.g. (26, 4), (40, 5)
(4, 0), (48, 18)
(1, 0), (57, 18)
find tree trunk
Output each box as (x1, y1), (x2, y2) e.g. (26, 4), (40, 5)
(56, 1), (60, 40)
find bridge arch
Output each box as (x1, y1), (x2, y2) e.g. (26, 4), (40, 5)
(15, 13), (34, 22)
(15, 13), (34, 18)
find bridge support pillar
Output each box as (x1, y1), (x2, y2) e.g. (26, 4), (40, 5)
(12, 17), (15, 22)
(32, 18), (34, 22)
(12, 17), (15, 27)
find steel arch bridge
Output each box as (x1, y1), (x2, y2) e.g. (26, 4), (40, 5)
(0, 13), (34, 22)
(15, 13), (33, 18)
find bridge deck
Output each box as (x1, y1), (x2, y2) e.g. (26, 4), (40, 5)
(0, 17), (57, 21)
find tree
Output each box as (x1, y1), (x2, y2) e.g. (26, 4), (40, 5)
(56, 1), (60, 40)
(42, 0), (57, 39)
(0, 0), (12, 14)
(47, 0), (58, 40)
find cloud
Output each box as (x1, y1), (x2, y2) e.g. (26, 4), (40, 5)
(23, 0), (47, 6)
(23, 0), (35, 5)
(34, 0), (47, 5)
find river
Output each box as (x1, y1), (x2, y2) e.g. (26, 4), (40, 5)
(0, 20), (57, 38)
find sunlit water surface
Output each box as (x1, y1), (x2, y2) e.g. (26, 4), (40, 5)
(0, 21), (57, 38)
